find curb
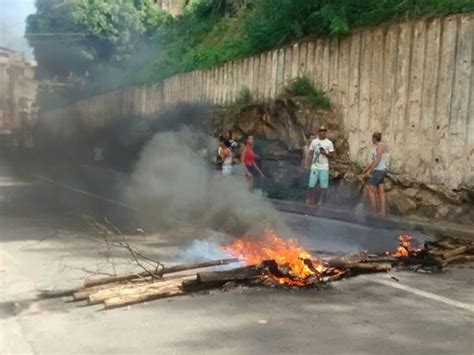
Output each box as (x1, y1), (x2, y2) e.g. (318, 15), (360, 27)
(269, 199), (474, 240)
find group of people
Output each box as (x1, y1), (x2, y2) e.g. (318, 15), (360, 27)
(215, 126), (390, 216)
(302, 126), (389, 216)
(215, 131), (264, 190)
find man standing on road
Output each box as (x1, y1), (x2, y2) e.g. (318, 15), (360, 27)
(306, 126), (334, 206)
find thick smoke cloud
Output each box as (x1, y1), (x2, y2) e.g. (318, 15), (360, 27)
(124, 105), (287, 237)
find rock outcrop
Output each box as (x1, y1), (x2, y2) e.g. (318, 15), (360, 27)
(211, 97), (348, 156)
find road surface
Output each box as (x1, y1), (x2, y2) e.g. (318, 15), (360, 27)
(1, 161), (473, 354)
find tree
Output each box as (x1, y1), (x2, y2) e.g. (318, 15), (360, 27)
(26, 0), (163, 79)
(26, 0), (86, 78)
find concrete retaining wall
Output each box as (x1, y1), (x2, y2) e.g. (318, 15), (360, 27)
(41, 14), (474, 189)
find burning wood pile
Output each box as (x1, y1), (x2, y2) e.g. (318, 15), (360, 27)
(37, 228), (474, 310)
(394, 234), (474, 269)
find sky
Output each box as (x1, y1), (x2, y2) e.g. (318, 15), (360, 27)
(0, 0), (36, 58)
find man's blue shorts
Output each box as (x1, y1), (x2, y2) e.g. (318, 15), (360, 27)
(368, 170), (386, 186)
(308, 168), (329, 189)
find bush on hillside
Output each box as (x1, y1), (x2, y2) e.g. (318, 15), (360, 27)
(234, 86), (253, 106)
(285, 77), (330, 108)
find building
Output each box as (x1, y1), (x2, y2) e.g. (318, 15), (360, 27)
(0, 47), (38, 148)
(155, 0), (186, 16)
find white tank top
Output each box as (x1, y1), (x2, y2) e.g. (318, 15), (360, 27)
(371, 144), (389, 171)
(223, 155), (232, 167)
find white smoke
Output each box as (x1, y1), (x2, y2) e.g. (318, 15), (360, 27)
(125, 124), (288, 238)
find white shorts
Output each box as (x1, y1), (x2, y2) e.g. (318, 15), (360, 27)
(222, 164), (232, 176)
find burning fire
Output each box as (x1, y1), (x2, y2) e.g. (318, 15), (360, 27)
(222, 230), (325, 286)
(391, 234), (420, 257)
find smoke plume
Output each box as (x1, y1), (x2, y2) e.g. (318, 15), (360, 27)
(124, 105), (287, 237)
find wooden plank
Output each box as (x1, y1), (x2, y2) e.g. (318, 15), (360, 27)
(73, 281), (152, 301)
(89, 276), (194, 305)
(197, 265), (264, 283)
(103, 277), (194, 310)
(84, 258), (240, 288)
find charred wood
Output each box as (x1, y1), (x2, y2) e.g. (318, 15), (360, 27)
(197, 265), (264, 284)
(37, 289), (77, 299)
(346, 263), (392, 273)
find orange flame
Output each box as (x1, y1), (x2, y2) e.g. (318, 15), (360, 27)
(393, 234), (420, 257)
(222, 230), (324, 286)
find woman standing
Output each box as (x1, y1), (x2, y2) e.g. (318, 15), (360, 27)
(218, 140), (233, 176)
(241, 135), (264, 190)
(362, 132), (390, 216)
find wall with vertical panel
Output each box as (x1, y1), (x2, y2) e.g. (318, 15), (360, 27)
(41, 14), (474, 189)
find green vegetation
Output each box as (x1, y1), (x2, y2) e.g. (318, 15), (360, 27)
(351, 161), (365, 175)
(285, 77), (330, 108)
(26, 0), (474, 99)
(26, 0), (165, 106)
(233, 86), (253, 106)
(26, 0), (163, 78)
(145, 0), (474, 83)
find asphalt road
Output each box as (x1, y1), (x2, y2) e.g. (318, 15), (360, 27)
(1, 161), (473, 355)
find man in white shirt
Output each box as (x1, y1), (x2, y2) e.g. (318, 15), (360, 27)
(305, 125), (334, 206)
